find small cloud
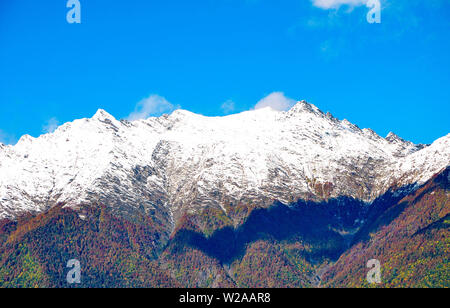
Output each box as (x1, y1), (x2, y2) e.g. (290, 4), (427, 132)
(0, 129), (17, 145)
(311, 0), (368, 10)
(221, 100), (236, 114)
(128, 94), (177, 121)
(42, 117), (59, 134)
(254, 92), (297, 111)
(0, 130), (7, 144)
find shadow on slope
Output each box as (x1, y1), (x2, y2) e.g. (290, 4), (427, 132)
(168, 169), (449, 266)
(322, 166), (449, 288)
(168, 197), (368, 264)
(352, 166), (450, 245)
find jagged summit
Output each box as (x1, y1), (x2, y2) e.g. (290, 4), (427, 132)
(92, 108), (117, 122)
(386, 131), (398, 139)
(18, 134), (34, 144)
(288, 100), (321, 114)
(0, 104), (448, 222)
(386, 131), (406, 143)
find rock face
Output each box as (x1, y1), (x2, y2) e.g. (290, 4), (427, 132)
(0, 101), (449, 227)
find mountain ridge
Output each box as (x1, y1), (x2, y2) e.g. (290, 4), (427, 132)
(0, 101), (448, 225)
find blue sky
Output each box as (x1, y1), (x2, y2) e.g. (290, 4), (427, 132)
(0, 0), (449, 145)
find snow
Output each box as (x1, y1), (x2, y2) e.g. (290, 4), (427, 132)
(0, 101), (448, 219)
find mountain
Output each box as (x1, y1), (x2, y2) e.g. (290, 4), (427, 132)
(0, 101), (448, 288)
(1, 101), (447, 221)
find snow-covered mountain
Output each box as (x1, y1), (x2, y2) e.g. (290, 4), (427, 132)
(0, 101), (449, 224)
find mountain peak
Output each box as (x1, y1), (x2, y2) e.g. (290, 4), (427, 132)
(385, 131), (414, 146)
(386, 131), (402, 141)
(289, 100), (321, 114)
(18, 134), (34, 144)
(92, 109), (116, 122)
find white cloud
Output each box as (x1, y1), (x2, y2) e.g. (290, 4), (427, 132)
(0, 129), (16, 145)
(128, 94), (177, 120)
(221, 100), (236, 114)
(0, 130), (7, 144)
(312, 0), (368, 9)
(42, 117), (60, 134)
(254, 92), (297, 112)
